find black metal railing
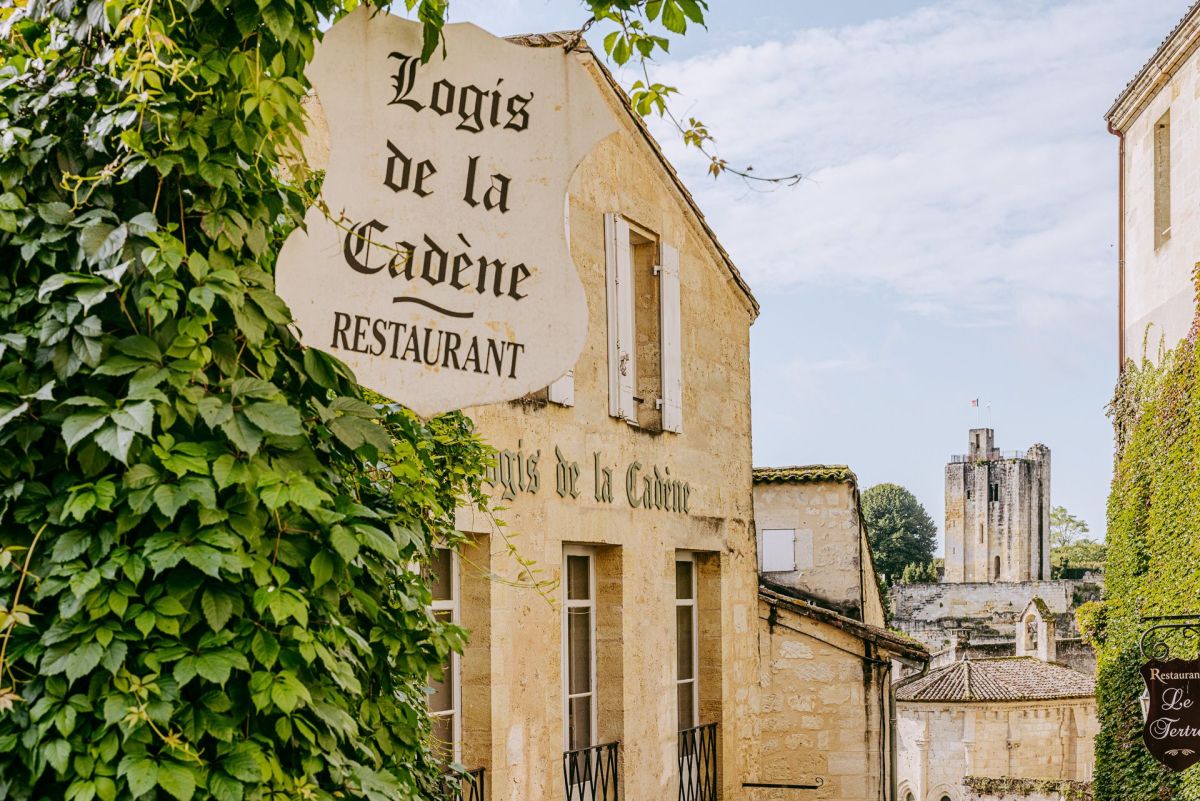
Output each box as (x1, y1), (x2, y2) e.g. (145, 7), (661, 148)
(436, 767), (486, 801)
(563, 741), (620, 801)
(678, 723), (718, 801)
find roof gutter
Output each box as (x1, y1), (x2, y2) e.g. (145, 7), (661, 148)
(1108, 119), (1126, 372)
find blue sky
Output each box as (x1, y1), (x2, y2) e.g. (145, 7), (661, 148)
(436, 0), (1190, 548)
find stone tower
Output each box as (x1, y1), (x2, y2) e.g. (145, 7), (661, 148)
(943, 428), (1051, 583)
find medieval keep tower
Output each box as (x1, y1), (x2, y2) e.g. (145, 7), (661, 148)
(943, 428), (1051, 583)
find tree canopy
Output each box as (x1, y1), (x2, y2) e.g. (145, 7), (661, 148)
(1049, 505), (1090, 548)
(860, 483), (938, 585)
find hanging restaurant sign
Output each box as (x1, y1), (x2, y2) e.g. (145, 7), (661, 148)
(1139, 616), (1200, 771)
(276, 7), (615, 417)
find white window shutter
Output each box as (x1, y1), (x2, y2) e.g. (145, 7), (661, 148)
(659, 241), (683, 433)
(547, 369), (575, 406)
(604, 213), (636, 421)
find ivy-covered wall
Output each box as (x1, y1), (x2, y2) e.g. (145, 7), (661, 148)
(1089, 320), (1200, 799)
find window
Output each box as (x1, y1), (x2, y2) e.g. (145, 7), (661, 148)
(761, 529), (796, 572)
(1155, 110), (1171, 249)
(428, 548), (460, 760)
(988, 483), (999, 503)
(993, 555), (1001, 580)
(676, 557), (699, 731)
(563, 548), (597, 753)
(605, 214), (683, 432)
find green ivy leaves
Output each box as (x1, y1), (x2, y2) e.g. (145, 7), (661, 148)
(0, 2), (492, 800)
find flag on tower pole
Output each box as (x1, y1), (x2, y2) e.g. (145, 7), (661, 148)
(970, 398), (979, 407)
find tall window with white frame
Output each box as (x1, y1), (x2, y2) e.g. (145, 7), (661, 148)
(676, 556), (698, 732)
(563, 548), (597, 758)
(428, 548), (461, 761)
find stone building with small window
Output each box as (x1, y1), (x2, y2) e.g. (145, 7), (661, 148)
(752, 465), (929, 800)
(1105, 2), (1200, 365)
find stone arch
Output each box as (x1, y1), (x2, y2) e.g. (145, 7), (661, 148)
(897, 781), (916, 801)
(1016, 597), (1057, 661)
(929, 785), (958, 801)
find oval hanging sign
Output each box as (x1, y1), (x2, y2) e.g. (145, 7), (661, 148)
(277, 7), (615, 417)
(1141, 659), (1200, 771)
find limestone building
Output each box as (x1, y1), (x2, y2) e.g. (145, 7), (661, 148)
(753, 466), (928, 799)
(1105, 2), (1200, 365)
(894, 616), (1099, 801)
(439, 30), (761, 801)
(943, 429), (1050, 584)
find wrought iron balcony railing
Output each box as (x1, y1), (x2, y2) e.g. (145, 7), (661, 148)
(563, 741), (620, 801)
(679, 723), (718, 801)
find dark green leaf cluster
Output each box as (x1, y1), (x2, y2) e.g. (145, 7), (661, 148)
(1093, 335), (1200, 799)
(860, 483), (938, 586)
(0, 2), (489, 800)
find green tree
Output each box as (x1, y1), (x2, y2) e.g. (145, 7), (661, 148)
(861, 483), (938, 585)
(898, 561), (939, 585)
(1050, 505), (1090, 548)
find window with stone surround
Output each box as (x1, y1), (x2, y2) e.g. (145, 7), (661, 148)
(604, 213), (683, 433)
(428, 547), (460, 760)
(1154, 109), (1171, 249)
(676, 556), (699, 731)
(563, 547), (597, 753)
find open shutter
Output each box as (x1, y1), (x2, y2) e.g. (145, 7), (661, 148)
(547, 369), (575, 406)
(658, 241), (683, 433)
(604, 213), (636, 421)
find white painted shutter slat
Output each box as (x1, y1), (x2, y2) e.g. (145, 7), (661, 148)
(659, 241), (683, 433)
(604, 213), (636, 421)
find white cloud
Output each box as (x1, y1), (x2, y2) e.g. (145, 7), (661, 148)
(645, 0), (1186, 333)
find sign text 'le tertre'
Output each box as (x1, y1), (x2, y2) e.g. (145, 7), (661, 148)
(277, 8), (615, 416)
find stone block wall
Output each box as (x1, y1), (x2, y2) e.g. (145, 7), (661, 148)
(753, 600), (891, 801)
(890, 580), (1102, 654)
(753, 481), (869, 620)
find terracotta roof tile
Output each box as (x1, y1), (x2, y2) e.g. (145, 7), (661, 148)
(895, 657), (1095, 703)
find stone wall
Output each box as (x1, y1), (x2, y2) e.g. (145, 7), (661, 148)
(897, 700), (1099, 801)
(448, 51), (761, 801)
(753, 599), (893, 801)
(753, 481), (872, 620)
(890, 580), (1102, 654)
(1108, 8), (1200, 362)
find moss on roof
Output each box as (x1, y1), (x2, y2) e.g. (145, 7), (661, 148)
(752, 465), (857, 485)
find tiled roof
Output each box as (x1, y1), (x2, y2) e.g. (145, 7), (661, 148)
(1106, 2), (1200, 124)
(504, 31), (760, 316)
(752, 465), (857, 485)
(895, 657), (1095, 703)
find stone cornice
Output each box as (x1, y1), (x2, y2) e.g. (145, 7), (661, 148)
(1107, 2), (1200, 131)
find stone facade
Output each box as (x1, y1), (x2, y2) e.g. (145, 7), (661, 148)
(889, 579), (1100, 675)
(943, 429), (1051, 584)
(896, 699), (1098, 801)
(446, 37), (762, 801)
(1106, 5), (1200, 364)
(751, 469), (928, 800)
(753, 467), (882, 621)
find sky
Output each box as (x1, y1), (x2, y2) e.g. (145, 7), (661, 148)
(434, 0), (1190, 550)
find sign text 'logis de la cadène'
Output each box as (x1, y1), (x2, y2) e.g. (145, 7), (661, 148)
(276, 9), (614, 417)
(485, 440), (691, 515)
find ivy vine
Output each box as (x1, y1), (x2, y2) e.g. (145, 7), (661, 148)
(0, 2), (492, 800)
(1092, 307), (1200, 800)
